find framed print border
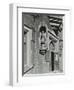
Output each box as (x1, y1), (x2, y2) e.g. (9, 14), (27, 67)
(9, 4), (71, 86)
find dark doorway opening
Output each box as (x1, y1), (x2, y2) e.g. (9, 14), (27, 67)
(51, 52), (54, 71)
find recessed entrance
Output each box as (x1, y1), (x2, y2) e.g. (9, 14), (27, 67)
(51, 52), (55, 71)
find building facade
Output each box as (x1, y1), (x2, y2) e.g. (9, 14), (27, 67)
(22, 13), (63, 75)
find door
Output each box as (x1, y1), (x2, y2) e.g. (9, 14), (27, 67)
(51, 52), (54, 71)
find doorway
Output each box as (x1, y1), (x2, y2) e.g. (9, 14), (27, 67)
(51, 52), (55, 71)
(22, 25), (33, 75)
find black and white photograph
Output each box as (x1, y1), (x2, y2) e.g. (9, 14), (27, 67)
(9, 4), (71, 86)
(22, 13), (64, 75)
(0, 0), (73, 88)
